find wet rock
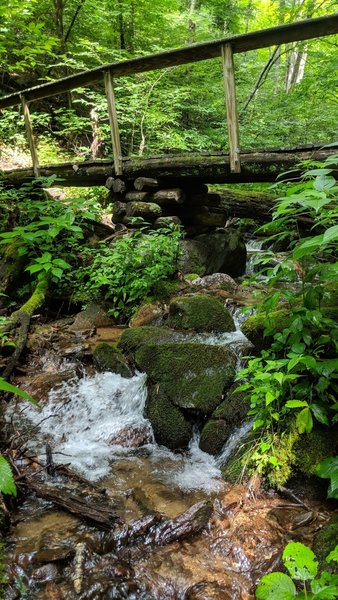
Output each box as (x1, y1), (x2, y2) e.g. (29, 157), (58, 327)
(145, 385), (193, 450)
(93, 342), (132, 377)
(130, 302), (165, 327)
(184, 581), (234, 600)
(110, 424), (153, 448)
(293, 427), (338, 477)
(199, 420), (232, 455)
(32, 563), (60, 582)
(168, 294), (235, 333)
(178, 229), (246, 278)
(71, 303), (114, 331)
(19, 367), (81, 402)
(118, 325), (175, 355)
(241, 307), (289, 352)
(190, 273), (238, 294)
(136, 342), (236, 414)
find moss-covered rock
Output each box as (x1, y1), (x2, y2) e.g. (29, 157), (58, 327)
(149, 279), (185, 302)
(135, 341), (236, 413)
(313, 514), (338, 573)
(178, 229), (246, 278)
(199, 420), (231, 455)
(145, 385), (193, 450)
(241, 307), (290, 351)
(294, 428), (338, 476)
(168, 294), (235, 333)
(118, 326), (175, 355)
(93, 342), (132, 377)
(129, 302), (165, 328)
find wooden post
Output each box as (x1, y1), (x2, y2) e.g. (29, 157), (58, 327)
(104, 70), (123, 176)
(20, 95), (40, 177)
(221, 43), (241, 173)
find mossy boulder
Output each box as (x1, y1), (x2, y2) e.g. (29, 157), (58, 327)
(168, 294), (235, 333)
(93, 342), (132, 377)
(199, 387), (249, 455)
(145, 385), (193, 450)
(118, 326), (175, 355)
(241, 307), (289, 351)
(178, 229), (246, 278)
(313, 514), (338, 573)
(135, 341), (236, 413)
(199, 420), (231, 455)
(294, 428), (338, 476)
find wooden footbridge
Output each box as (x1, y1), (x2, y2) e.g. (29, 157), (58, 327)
(1, 14), (338, 188)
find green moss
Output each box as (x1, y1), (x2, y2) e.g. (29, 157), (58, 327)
(241, 307), (290, 351)
(149, 279), (183, 302)
(145, 385), (192, 450)
(168, 294), (235, 333)
(199, 419), (230, 455)
(93, 342), (132, 377)
(294, 428), (338, 476)
(118, 326), (175, 355)
(135, 341), (236, 413)
(313, 514), (338, 573)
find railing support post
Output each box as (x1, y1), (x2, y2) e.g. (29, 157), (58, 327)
(221, 43), (241, 173)
(20, 94), (40, 177)
(104, 70), (123, 176)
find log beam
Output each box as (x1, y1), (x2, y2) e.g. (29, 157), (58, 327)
(104, 71), (122, 176)
(2, 147), (336, 188)
(222, 44), (240, 173)
(20, 96), (40, 178)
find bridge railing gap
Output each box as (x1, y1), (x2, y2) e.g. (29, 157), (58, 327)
(0, 14), (337, 181)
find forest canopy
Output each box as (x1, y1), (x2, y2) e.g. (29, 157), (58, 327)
(0, 0), (337, 164)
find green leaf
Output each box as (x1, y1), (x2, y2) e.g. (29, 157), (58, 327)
(283, 542), (318, 581)
(255, 572), (296, 599)
(323, 225), (338, 245)
(0, 455), (17, 496)
(310, 404), (329, 426)
(285, 400), (309, 409)
(314, 174), (336, 192)
(0, 377), (36, 403)
(296, 407), (313, 433)
(326, 546), (338, 564)
(315, 457), (338, 499)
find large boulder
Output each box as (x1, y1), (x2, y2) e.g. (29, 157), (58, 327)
(145, 385), (193, 450)
(135, 341), (236, 414)
(199, 386), (249, 455)
(118, 326), (176, 355)
(93, 342), (132, 377)
(190, 273), (239, 294)
(178, 229), (246, 278)
(168, 294), (235, 333)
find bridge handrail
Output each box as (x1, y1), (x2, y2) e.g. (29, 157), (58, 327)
(0, 14), (337, 109)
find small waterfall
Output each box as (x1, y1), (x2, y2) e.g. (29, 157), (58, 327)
(216, 420), (253, 467)
(245, 237), (266, 276)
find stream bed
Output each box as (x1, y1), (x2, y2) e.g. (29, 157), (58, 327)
(3, 276), (335, 599)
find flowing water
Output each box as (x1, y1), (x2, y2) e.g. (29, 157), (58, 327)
(3, 289), (332, 599)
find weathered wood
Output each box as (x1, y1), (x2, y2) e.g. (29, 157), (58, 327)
(27, 479), (119, 527)
(0, 16), (337, 108)
(125, 201), (162, 219)
(111, 177), (126, 193)
(104, 71), (122, 176)
(134, 176), (159, 191)
(20, 96), (40, 177)
(153, 188), (185, 205)
(2, 147), (336, 187)
(112, 201), (127, 221)
(222, 44), (240, 173)
(125, 191), (150, 202)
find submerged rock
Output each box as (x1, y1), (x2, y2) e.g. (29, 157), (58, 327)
(135, 342), (236, 414)
(178, 229), (246, 278)
(93, 342), (132, 378)
(168, 294), (235, 333)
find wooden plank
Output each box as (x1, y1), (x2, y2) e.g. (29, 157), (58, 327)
(0, 15), (337, 109)
(20, 95), (40, 177)
(222, 44), (240, 173)
(104, 71), (122, 176)
(2, 148), (336, 187)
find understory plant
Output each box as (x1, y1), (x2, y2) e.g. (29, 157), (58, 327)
(237, 155), (338, 486)
(71, 222), (182, 319)
(256, 541), (338, 599)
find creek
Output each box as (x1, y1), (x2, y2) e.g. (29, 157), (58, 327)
(2, 242), (334, 600)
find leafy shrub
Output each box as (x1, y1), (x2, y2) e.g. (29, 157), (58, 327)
(256, 541), (338, 599)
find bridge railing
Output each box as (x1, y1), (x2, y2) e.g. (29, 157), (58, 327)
(0, 14), (337, 178)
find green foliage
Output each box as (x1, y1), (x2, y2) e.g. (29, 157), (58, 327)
(315, 457), (338, 500)
(236, 156), (338, 485)
(256, 542), (338, 599)
(72, 224), (181, 319)
(0, 455), (16, 497)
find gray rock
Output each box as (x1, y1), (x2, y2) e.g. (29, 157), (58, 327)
(178, 229), (246, 277)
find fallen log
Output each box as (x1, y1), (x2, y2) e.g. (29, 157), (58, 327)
(2, 147), (336, 187)
(27, 478), (119, 528)
(153, 188), (185, 206)
(134, 177), (159, 191)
